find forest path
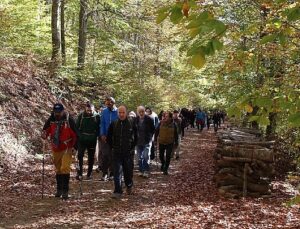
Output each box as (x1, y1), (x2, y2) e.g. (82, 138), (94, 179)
(1, 127), (299, 228)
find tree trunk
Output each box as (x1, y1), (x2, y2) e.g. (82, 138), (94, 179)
(51, 0), (61, 64)
(77, 0), (88, 69)
(61, 0), (66, 65)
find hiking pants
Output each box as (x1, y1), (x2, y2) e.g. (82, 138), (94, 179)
(101, 141), (113, 176)
(77, 141), (96, 177)
(159, 143), (173, 172)
(113, 154), (134, 194)
(52, 149), (72, 174)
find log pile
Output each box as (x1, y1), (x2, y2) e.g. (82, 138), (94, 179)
(214, 128), (275, 198)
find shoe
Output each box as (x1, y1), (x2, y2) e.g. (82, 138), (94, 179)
(95, 167), (102, 173)
(111, 192), (122, 199)
(175, 156), (179, 160)
(55, 191), (62, 198)
(143, 172), (149, 178)
(163, 170), (168, 175)
(85, 175), (92, 180)
(126, 187), (133, 195)
(101, 174), (108, 181)
(138, 172), (143, 177)
(108, 175), (114, 181)
(76, 175), (83, 181)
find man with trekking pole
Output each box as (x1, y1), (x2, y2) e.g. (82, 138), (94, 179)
(42, 103), (78, 200)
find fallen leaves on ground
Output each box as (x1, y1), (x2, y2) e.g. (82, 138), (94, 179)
(1, 128), (299, 228)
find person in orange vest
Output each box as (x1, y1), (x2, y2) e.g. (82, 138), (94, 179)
(42, 103), (78, 200)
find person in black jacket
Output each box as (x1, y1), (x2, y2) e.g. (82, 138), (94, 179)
(135, 106), (155, 178)
(107, 105), (137, 199)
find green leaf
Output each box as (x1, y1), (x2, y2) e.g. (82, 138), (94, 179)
(156, 11), (169, 24)
(258, 115), (270, 126)
(212, 39), (223, 51)
(288, 113), (300, 127)
(186, 11), (212, 29)
(209, 20), (226, 35)
(260, 34), (277, 44)
(170, 6), (183, 24)
(255, 97), (272, 108)
(191, 53), (206, 69)
(278, 32), (287, 45)
(248, 116), (259, 122)
(287, 7), (300, 21)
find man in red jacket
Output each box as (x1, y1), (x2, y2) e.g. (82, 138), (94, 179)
(42, 103), (77, 200)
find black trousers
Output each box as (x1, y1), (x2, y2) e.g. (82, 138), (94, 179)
(113, 154), (134, 194)
(77, 141), (96, 177)
(159, 143), (173, 172)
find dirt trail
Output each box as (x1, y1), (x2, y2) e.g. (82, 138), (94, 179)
(1, 127), (300, 228)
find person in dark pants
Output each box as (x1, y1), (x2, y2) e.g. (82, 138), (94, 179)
(212, 111), (221, 132)
(76, 103), (100, 180)
(100, 97), (118, 181)
(107, 105), (138, 199)
(155, 111), (178, 175)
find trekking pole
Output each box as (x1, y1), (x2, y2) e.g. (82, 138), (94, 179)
(75, 150), (83, 196)
(42, 142), (46, 199)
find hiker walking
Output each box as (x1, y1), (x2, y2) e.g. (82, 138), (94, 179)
(172, 110), (182, 160)
(145, 107), (159, 160)
(96, 104), (105, 173)
(76, 102), (100, 180)
(212, 110), (221, 132)
(136, 106), (155, 178)
(196, 108), (206, 132)
(155, 111), (178, 175)
(100, 97), (118, 181)
(107, 105), (137, 198)
(41, 103), (77, 200)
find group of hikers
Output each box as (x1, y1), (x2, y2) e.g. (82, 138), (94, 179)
(41, 97), (225, 200)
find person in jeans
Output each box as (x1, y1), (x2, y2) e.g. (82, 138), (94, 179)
(135, 106), (155, 178)
(155, 111), (178, 175)
(107, 105), (137, 199)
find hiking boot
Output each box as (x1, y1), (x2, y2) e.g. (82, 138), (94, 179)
(76, 175), (83, 181)
(101, 174), (108, 181)
(62, 192), (69, 200)
(143, 172), (149, 178)
(61, 174), (70, 200)
(126, 187), (133, 195)
(163, 170), (168, 175)
(111, 192), (122, 199)
(175, 156), (180, 160)
(85, 175), (92, 180)
(55, 174), (63, 198)
(95, 166), (102, 173)
(108, 172), (114, 181)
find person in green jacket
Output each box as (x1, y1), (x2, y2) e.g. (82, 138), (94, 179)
(76, 102), (100, 180)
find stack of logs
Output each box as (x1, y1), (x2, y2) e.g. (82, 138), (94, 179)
(214, 128), (275, 198)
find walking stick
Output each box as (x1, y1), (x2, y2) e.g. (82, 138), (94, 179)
(75, 150), (83, 196)
(42, 142), (45, 199)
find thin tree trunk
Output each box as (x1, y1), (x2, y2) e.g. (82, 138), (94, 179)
(77, 0), (88, 69)
(61, 0), (66, 65)
(51, 0), (61, 63)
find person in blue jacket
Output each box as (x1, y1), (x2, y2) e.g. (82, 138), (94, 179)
(100, 97), (118, 181)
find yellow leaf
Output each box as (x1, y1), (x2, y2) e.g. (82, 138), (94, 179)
(191, 54), (206, 69)
(245, 104), (253, 113)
